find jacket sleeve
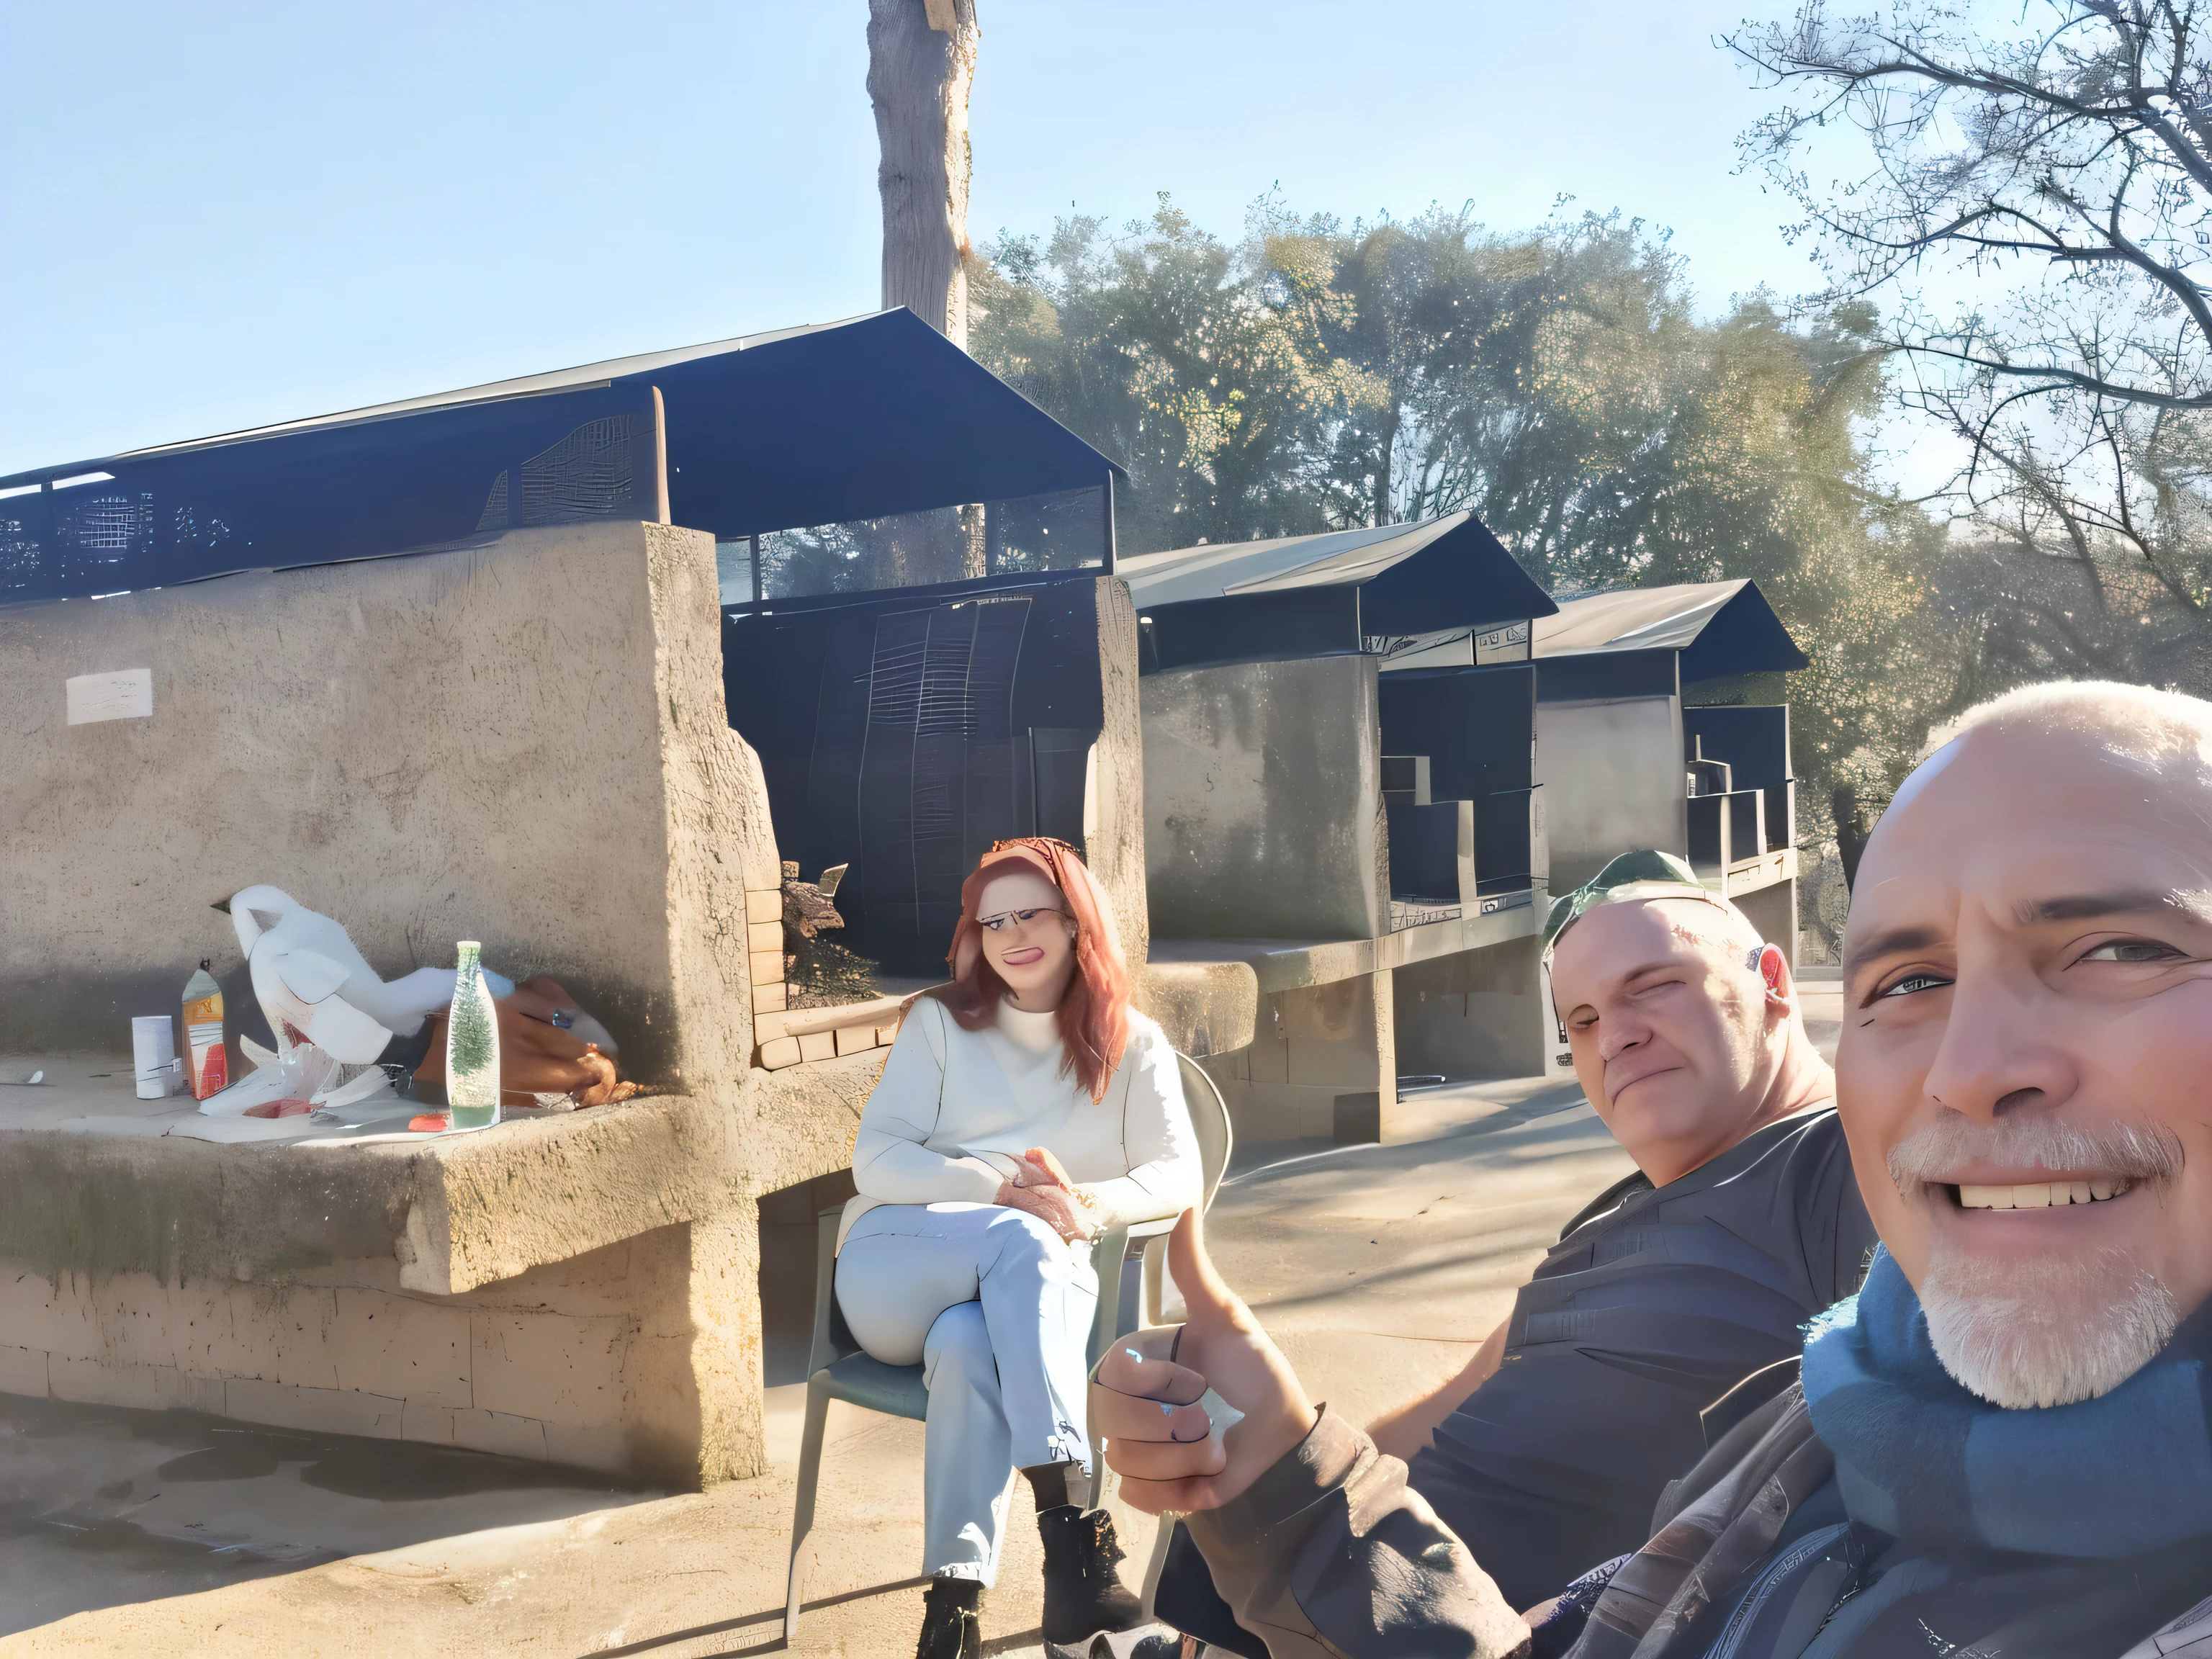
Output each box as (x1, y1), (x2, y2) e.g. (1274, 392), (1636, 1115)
(1182, 1408), (1534, 1658)
(849, 1001), (1007, 1205)
(1083, 1019), (1203, 1228)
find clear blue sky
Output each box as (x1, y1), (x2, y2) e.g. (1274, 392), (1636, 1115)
(1, 1), (1820, 477)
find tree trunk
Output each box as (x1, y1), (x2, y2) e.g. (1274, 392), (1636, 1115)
(1832, 784), (1868, 892)
(1372, 405), (1399, 527)
(867, 0), (978, 349)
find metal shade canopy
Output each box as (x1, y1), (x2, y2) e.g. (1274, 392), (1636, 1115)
(0, 309), (1123, 607)
(1534, 578), (1809, 680)
(1119, 511), (1555, 631)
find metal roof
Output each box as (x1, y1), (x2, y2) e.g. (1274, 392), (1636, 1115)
(1118, 511), (1556, 631)
(0, 309), (1125, 607)
(1534, 579), (1809, 678)
(4, 310), (1125, 511)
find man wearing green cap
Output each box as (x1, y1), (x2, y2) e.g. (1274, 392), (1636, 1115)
(1146, 852), (1876, 1650)
(1364, 850), (1874, 1605)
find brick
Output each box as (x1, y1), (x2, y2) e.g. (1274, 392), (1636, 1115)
(749, 950), (784, 986)
(0, 1264), (99, 1359)
(49, 1354), (224, 1415)
(876, 1024), (901, 1047)
(472, 1309), (634, 1427)
(747, 920), (783, 953)
(451, 1407), (549, 1462)
(541, 1421), (629, 1478)
(401, 1401), (456, 1444)
(328, 1288), (472, 1407)
(797, 1031), (836, 1064)
(91, 1281), (162, 1372)
(753, 1011), (791, 1045)
(746, 888), (783, 925)
(835, 1025), (873, 1056)
(0, 1344), (48, 1397)
(265, 1287), (343, 1390)
(760, 1035), (803, 1069)
(222, 1376), (405, 1439)
(752, 980), (787, 1012)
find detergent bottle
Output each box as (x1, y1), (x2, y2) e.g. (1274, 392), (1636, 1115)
(182, 959), (228, 1100)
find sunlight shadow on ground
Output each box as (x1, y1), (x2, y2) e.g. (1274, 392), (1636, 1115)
(578, 1574), (932, 1657)
(0, 1392), (657, 1637)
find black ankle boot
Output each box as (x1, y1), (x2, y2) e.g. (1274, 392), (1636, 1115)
(915, 1573), (984, 1659)
(1037, 1503), (1148, 1647)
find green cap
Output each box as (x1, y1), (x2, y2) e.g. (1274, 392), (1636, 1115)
(1542, 850), (1722, 958)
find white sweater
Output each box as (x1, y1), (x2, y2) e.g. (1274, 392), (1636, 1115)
(839, 997), (1201, 1251)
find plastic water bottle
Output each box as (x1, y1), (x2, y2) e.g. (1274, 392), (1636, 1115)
(446, 940), (501, 1130)
(182, 960), (227, 1100)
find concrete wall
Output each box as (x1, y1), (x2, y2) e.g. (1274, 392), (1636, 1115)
(0, 522), (875, 1486)
(1393, 934), (1549, 1081)
(0, 521), (779, 1086)
(1534, 695), (1686, 891)
(1732, 877), (1799, 969)
(1134, 960), (1259, 1064)
(0, 1231), (704, 1480)
(1143, 655), (1388, 940)
(1204, 970), (1397, 1147)
(1087, 577), (1151, 977)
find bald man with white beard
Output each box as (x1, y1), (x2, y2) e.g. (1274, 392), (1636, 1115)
(1094, 680), (2212, 1659)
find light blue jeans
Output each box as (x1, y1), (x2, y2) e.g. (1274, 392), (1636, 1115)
(835, 1202), (1098, 1583)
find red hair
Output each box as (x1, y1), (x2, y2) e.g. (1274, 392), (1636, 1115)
(925, 837), (1131, 1103)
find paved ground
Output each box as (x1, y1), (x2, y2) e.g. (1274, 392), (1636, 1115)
(3, 979), (1843, 1655)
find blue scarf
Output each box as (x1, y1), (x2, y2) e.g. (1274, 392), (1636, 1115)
(1801, 1248), (2212, 1560)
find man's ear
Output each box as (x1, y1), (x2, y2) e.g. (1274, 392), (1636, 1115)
(1756, 943), (1791, 1010)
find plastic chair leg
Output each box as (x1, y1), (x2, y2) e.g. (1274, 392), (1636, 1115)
(1137, 1509), (1179, 1618)
(784, 1376), (832, 1642)
(1141, 1236), (1167, 1327)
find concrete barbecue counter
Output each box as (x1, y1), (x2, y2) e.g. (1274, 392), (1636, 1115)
(0, 1050), (879, 1488)
(0, 522), (873, 1489)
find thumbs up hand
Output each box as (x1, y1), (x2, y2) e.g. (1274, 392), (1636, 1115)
(1089, 1206), (1318, 1514)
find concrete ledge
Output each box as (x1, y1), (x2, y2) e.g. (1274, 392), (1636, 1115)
(1148, 893), (1545, 998)
(1136, 958), (1259, 1059)
(1700, 847), (1797, 899)
(752, 992), (917, 1069)
(752, 960), (1263, 1074)
(0, 1082), (711, 1300)
(754, 992), (914, 1047)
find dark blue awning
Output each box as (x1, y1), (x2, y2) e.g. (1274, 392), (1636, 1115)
(0, 310), (1124, 606)
(647, 311), (1125, 538)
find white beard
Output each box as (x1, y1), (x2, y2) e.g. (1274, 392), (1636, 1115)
(1920, 1244), (2177, 1409)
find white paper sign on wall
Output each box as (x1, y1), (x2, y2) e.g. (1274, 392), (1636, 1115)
(66, 669), (153, 726)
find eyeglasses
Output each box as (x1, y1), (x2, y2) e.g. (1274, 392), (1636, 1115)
(979, 907), (1067, 934)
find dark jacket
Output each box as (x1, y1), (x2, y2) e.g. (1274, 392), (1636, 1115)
(1156, 1110), (1876, 1654)
(1409, 1108), (1875, 1610)
(1180, 1383), (2212, 1658)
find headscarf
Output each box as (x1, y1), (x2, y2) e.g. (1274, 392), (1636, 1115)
(928, 837), (1132, 1103)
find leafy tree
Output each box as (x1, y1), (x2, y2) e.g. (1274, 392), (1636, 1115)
(971, 196), (1357, 553)
(1731, 0), (2212, 693)
(972, 197), (1949, 879)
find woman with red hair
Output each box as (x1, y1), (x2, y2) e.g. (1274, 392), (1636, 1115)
(834, 838), (1199, 1659)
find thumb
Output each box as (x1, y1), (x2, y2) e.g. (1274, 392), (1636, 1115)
(1165, 1205), (1238, 1323)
